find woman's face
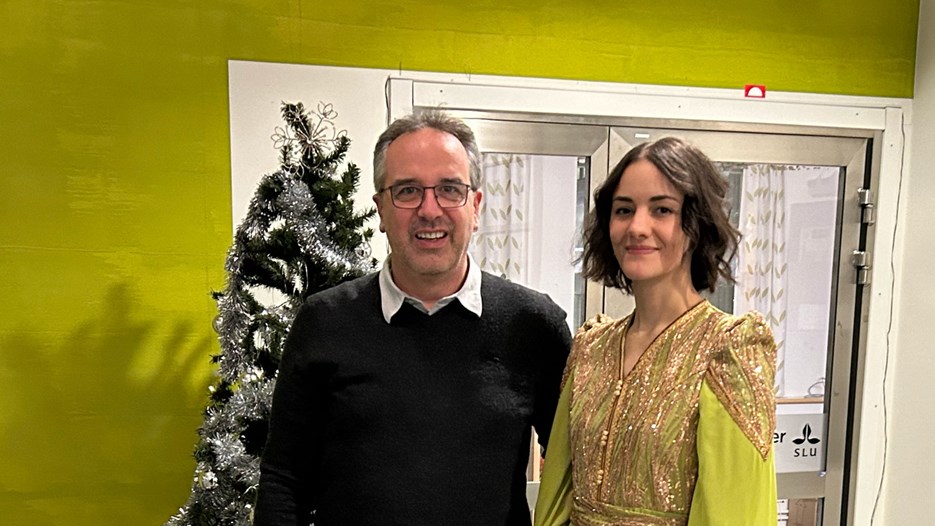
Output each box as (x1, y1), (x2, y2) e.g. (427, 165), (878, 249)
(609, 159), (692, 290)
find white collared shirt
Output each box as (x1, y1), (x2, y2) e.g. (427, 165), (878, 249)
(379, 253), (483, 323)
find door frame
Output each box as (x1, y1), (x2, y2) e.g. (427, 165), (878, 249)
(388, 76), (909, 525)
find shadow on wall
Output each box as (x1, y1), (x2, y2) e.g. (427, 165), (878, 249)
(0, 283), (214, 526)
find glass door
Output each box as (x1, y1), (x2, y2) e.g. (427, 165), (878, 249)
(611, 126), (874, 526)
(432, 110), (876, 525)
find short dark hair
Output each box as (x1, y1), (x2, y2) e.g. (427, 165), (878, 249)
(581, 136), (739, 293)
(372, 109), (481, 190)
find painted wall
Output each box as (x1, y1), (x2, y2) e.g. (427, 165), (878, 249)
(0, 1), (920, 524)
(887, 0), (935, 523)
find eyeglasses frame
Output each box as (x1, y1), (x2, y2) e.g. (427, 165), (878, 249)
(379, 181), (476, 209)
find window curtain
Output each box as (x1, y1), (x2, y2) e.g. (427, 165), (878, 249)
(471, 153), (533, 283)
(735, 164), (788, 397)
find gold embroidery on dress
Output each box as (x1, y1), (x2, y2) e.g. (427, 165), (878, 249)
(704, 313), (777, 459)
(566, 301), (776, 525)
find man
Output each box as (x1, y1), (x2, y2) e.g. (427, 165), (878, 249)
(254, 110), (572, 526)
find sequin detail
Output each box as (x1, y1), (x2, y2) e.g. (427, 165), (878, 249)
(705, 312), (777, 459)
(566, 301), (777, 525)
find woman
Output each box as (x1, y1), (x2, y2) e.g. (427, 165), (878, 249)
(535, 137), (777, 526)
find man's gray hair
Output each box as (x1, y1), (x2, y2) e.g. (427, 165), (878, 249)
(373, 109), (481, 190)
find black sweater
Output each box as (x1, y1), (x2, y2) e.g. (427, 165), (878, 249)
(254, 272), (572, 526)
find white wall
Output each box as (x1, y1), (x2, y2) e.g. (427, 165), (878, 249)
(228, 62), (393, 260)
(885, 1), (935, 524)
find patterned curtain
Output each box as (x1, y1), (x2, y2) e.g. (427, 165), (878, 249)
(735, 164), (788, 397)
(471, 153), (533, 283)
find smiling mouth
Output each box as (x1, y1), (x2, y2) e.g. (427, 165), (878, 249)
(416, 231), (447, 240)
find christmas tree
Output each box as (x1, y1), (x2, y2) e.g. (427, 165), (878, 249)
(167, 102), (376, 526)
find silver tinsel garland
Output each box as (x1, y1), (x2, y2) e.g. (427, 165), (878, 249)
(166, 102), (374, 526)
(215, 169), (371, 383)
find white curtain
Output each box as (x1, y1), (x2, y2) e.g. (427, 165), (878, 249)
(471, 153), (533, 283)
(735, 164), (788, 397)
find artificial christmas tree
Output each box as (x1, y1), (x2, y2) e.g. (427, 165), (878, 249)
(167, 102), (375, 526)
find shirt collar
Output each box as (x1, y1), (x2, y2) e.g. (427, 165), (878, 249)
(379, 253), (483, 323)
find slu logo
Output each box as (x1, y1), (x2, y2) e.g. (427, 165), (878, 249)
(792, 423), (821, 459)
(793, 423), (821, 444)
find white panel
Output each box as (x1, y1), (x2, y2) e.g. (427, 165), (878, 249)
(775, 413), (826, 474)
(850, 106), (908, 526)
(387, 78), (413, 123)
(413, 81), (889, 130)
(228, 61), (394, 260)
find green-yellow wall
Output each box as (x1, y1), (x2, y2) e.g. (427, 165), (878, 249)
(0, 1), (919, 524)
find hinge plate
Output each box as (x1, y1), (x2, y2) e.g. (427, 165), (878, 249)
(858, 188), (875, 225)
(852, 250), (871, 285)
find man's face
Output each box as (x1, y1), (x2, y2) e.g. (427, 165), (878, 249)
(373, 128), (482, 295)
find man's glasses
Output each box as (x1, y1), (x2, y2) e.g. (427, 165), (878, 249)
(381, 182), (474, 209)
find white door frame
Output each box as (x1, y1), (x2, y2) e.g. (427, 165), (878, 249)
(388, 75), (910, 526)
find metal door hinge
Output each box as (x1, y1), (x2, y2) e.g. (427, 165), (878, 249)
(852, 250), (871, 285)
(858, 188), (875, 225)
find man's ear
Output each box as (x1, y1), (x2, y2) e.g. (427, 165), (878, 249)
(373, 193), (386, 233)
(472, 189), (483, 225)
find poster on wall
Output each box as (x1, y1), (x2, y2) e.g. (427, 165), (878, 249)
(774, 412), (825, 473)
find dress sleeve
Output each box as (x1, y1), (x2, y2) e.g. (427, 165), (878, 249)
(704, 312), (776, 459)
(688, 312), (778, 525)
(688, 380), (777, 526)
(533, 377), (574, 526)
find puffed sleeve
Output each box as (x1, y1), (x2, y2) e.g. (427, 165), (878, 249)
(688, 312), (778, 526)
(533, 377), (573, 526)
